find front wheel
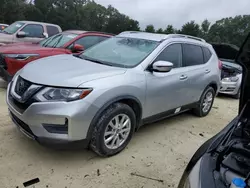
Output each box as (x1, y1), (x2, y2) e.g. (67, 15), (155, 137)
(90, 103), (136, 157)
(193, 87), (215, 117)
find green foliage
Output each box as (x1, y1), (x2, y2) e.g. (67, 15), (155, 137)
(0, 0), (250, 46)
(207, 15), (250, 46)
(164, 25), (175, 34)
(145, 24), (155, 33)
(180, 20), (201, 37)
(156, 28), (164, 34)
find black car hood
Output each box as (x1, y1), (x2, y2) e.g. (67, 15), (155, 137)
(211, 43), (239, 61)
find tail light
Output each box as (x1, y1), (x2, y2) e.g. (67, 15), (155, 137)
(218, 60), (222, 69)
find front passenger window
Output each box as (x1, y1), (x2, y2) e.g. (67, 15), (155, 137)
(154, 44), (182, 68)
(21, 24), (44, 38)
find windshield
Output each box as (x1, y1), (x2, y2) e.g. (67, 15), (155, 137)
(39, 33), (78, 48)
(80, 37), (159, 68)
(2, 21), (25, 34)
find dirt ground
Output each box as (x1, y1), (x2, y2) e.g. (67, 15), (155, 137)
(0, 82), (239, 188)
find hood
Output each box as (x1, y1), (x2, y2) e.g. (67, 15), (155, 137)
(236, 33), (250, 113)
(0, 32), (13, 45)
(18, 54), (126, 87)
(211, 43), (239, 61)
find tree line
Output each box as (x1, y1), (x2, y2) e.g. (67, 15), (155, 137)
(1, 0), (250, 47)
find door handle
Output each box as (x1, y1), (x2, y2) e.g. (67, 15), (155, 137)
(205, 69), (211, 74)
(179, 75), (188, 80)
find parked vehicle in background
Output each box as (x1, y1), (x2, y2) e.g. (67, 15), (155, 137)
(6, 32), (221, 156)
(178, 33), (250, 188)
(0, 24), (9, 31)
(0, 21), (62, 46)
(212, 43), (242, 99)
(0, 30), (113, 81)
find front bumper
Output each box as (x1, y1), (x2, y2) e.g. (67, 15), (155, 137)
(6, 83), (99, 147)
(219, 81), (240, 95)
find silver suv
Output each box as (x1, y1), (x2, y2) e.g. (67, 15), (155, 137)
(6, 32), (221, 156)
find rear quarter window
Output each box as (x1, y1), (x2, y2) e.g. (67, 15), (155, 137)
(46, 25), (60, 37)
(202, 47), (212, 63)
(182, 44), (204, 67)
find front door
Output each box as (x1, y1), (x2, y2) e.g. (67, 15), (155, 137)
(144, 43), (189, 118)
(16, 24), (46, 43)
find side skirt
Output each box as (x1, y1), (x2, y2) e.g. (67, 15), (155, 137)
(141, 102), (198, 126)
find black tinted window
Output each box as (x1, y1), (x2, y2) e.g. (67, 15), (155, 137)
(202, 47), (212, 63)
(98, 36), (109, 42)
(46, 26), (59, 37)
(74, 36), (105, 49)
(182, 44), (204, 66)
(21, 24), (44, 38)
(155, 44), (182, 68)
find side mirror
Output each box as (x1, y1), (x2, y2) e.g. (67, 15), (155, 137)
(43, 32), (48, 38)
(72, 44), (84, 52)
(16, 31), (26, 38)
(151, 61), (173, 73)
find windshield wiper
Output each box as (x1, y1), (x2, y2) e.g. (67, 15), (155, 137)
(81, 55), (113, 66)
(52, 35), (63, 48)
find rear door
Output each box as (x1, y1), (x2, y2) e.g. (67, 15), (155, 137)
(181, 43), (211, 103)
(46, 25), (60, 37)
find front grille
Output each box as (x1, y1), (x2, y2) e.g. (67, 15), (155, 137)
(10, 111), (34, 136)
(14, 77), (32, 96)
(8, 92), (38, 113)
(0, 54), (7, 69)
(8, 81), (39, 113)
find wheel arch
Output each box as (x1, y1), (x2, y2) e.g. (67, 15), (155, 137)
(85, 95), (143, 144)
(207, 81), (218, 94)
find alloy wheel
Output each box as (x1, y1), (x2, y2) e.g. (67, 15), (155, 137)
(202, 91), (213, 113)
(104, 114), (131, 150)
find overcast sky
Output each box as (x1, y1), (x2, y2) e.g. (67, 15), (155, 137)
(95, 0), (250, 29)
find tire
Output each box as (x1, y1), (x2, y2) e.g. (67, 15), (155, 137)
(90, 103), (136, 157)
(232, 89), (240, 99)
(193, 87), (215, 117)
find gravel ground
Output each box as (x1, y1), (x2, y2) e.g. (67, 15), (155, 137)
(0, 83), (239, 188)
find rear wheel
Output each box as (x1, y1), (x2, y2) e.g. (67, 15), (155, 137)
(90, 103), (136, 157)
(193, 87), (215, 117)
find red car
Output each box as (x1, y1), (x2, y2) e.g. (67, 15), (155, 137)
(0, 30), (113, 81)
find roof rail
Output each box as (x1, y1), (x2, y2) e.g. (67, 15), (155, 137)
(119, 31), (141, 35)
(167, 34), (206, 42)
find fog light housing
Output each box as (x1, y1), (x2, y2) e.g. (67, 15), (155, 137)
(42, 118), (68, 134)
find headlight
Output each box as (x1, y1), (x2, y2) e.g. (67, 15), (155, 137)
(3, 54), (39, 61)
(36, 87), (92, 102)
(222, 76), (239, 82)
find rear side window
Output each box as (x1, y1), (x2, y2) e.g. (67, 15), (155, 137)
(74, 36), (107, 49)
(182, 44), (204, 66)
(46, 25), (60, 37)
(154, 44), (182, 68)
(202, 47), (212, 63)
(21, 24), (44, 38)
